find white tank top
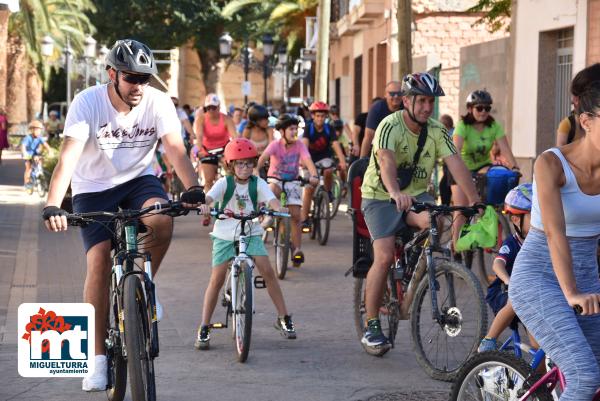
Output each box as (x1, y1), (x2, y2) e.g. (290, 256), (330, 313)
(531, 148), (600, 237)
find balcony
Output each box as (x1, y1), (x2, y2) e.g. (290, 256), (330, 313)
(349, 0), (385, 25)
(336, 13), (361, 37)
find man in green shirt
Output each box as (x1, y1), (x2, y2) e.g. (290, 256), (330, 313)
(359, 73), (480, 356)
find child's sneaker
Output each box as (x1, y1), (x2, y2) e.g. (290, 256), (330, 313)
(194, 325), (210, 350)
(275, 315), (296, 339)
(478, 337), (498, 353)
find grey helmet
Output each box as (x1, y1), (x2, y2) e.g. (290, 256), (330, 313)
(466, 89), (493, 106)
(401, 72), (445, 97)
(106, 39), (157, 75)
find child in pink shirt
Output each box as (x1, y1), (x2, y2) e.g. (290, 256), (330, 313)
(258, 114), (319, 266)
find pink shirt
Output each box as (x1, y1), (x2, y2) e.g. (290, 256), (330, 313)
(264, 139), (311, 180)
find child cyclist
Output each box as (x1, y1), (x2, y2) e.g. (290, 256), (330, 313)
(195, 138), (296, 350)
(478, 183), (539, 352)
(257, 114), (319, 266)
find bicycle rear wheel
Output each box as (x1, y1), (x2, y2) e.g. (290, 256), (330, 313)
(450, 351), (552, 401)
(106, 296), (127, 401)
(353, 275), (400, 353)
(123, 274), (156, 401)
(233, 261), (253, 362)
(410, 261), (487, 381)
(274, 218), (290, 279)
(317, 191), (331, 246)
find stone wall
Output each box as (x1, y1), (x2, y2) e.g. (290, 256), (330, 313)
(588, 0), (600, 64)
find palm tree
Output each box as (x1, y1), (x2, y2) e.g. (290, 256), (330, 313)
(4, 0), (96, 126)
(222, 0), (318, 55)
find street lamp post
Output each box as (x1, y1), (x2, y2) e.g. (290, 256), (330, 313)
(243, 38), (250, 106)
(83, 35), (97, 88)
(64, 36), (73, 107)
(261, 34), (274, 106)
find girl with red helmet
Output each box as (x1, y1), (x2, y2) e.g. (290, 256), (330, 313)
(194, 138), (296, 349)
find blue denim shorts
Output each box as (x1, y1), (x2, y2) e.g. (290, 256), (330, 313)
(72, 175), (168, 253)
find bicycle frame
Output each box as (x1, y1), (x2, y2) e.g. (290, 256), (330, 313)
(231, 223), (256, 315)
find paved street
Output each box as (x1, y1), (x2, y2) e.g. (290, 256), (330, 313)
(0, 150), (450, 401)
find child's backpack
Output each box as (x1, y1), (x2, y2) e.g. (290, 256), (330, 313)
(221, 175), (258, 211)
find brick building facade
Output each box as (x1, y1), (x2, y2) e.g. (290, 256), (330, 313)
(328, 0), (508, 124)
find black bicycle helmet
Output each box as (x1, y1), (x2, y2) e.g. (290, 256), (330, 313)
(332, 119), (344, 130)
(275, 113), (299, 131)
(105, 39), (157, 75)
(401, 73), (445, 97)
(248, 104), (269, 123)
(466, 89), (493, 106)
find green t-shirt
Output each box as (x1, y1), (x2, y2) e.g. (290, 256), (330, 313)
(361, 111), (456, 200)
(455, 120), (505, 171)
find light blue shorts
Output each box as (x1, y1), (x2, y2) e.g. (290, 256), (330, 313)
(211, 235), (268, 267)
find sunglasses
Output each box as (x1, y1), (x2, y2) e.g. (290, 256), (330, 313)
(205, 105), (218, 111)
(234, 161), (255, 169)
(121, 72), (151, 85)
(388, 91), (402, 97)
(475, 105), (492, 113)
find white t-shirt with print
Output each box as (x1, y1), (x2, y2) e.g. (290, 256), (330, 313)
(63, 84), (181, 195)
(207, 176), (276, 241)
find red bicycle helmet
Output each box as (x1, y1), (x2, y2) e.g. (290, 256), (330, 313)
(224, 138), (258, 163)
(309, 101), (330, 113)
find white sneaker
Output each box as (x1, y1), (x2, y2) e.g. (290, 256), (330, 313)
(82, 355), (107, 392)
(155, 290), (163, 322)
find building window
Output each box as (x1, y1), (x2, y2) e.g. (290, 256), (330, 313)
(555, 28), (573, 129)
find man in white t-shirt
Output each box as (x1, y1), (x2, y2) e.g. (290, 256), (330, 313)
(41, 39), (204, 392)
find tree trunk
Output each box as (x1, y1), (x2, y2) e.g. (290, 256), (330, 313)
(6, 35), (28, 133)
(0, 7), (10, 109)
(197, 47), (220, 96)
(27, 64), (43, 120)
(397, 0), (412, 79)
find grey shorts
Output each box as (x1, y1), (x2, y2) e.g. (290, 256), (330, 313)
(361, 192), (434, 240)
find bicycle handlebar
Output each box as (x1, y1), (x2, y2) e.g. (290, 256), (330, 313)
(266, 176), (311, 185)
(387, 200), (485, 216)
(209, 207), (290, 220)
(66, 201), (192, 227)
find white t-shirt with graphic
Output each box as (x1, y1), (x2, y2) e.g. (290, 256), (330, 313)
(63, 84), (181, 195)
(207, 176), (276, 241)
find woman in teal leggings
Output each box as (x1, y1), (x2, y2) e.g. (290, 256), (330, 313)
(509, 80), (600, 401)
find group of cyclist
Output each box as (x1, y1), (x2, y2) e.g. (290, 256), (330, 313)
(37, 36), (600, 399)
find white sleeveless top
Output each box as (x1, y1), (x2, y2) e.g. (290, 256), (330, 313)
(531, 148), (600, 237)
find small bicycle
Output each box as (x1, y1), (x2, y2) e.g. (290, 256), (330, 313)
(66, 201), (189, 401)
(27, 155), (48, 197)
(263, 176), (308, 278)
(209, 207), (290, 363)
(306, 166), (332, 246)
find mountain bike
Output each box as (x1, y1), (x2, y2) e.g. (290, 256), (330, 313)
(350, 202), (488, 381)
(263, 176), (308, 278)
(209, 207), (290, 363)
(66, 201), (189, 401)
(27, 155), (48, 197)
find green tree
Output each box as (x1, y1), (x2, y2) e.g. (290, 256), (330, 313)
(467, 0), (511, 32)
(88, 0), (269, 94)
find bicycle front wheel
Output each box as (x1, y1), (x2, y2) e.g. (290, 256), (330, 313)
(233, 261), (253, 362)
(410, 261), (487, 381)
(274, 218), (290, 279)
(330, 175), (343, 218)
(123, 275), (156, 401)
(450, 351), (552, 401)
(317, 191), (331, 246)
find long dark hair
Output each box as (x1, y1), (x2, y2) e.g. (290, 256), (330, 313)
(578, 81), (600, 115)
(461, 109), (495, 127)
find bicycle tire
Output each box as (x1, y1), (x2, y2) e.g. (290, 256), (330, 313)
(123, 274), (156, 401)
(233, 261), (253, 363)
(410, 261), (488, 382)
(106, 298), (127, 401)
(310, 198), (317, 240)
(449, 351), (552, 401)
(317, 191), (331, 246)
(36, 174), (47, 198)
(330, 175), (343, 219)
(353, 276), (399, 352)
(275, 218), (290, 279)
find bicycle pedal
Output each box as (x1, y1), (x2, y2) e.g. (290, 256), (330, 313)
(210, 322), (226, 329)
(254, 276), (266, 289)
